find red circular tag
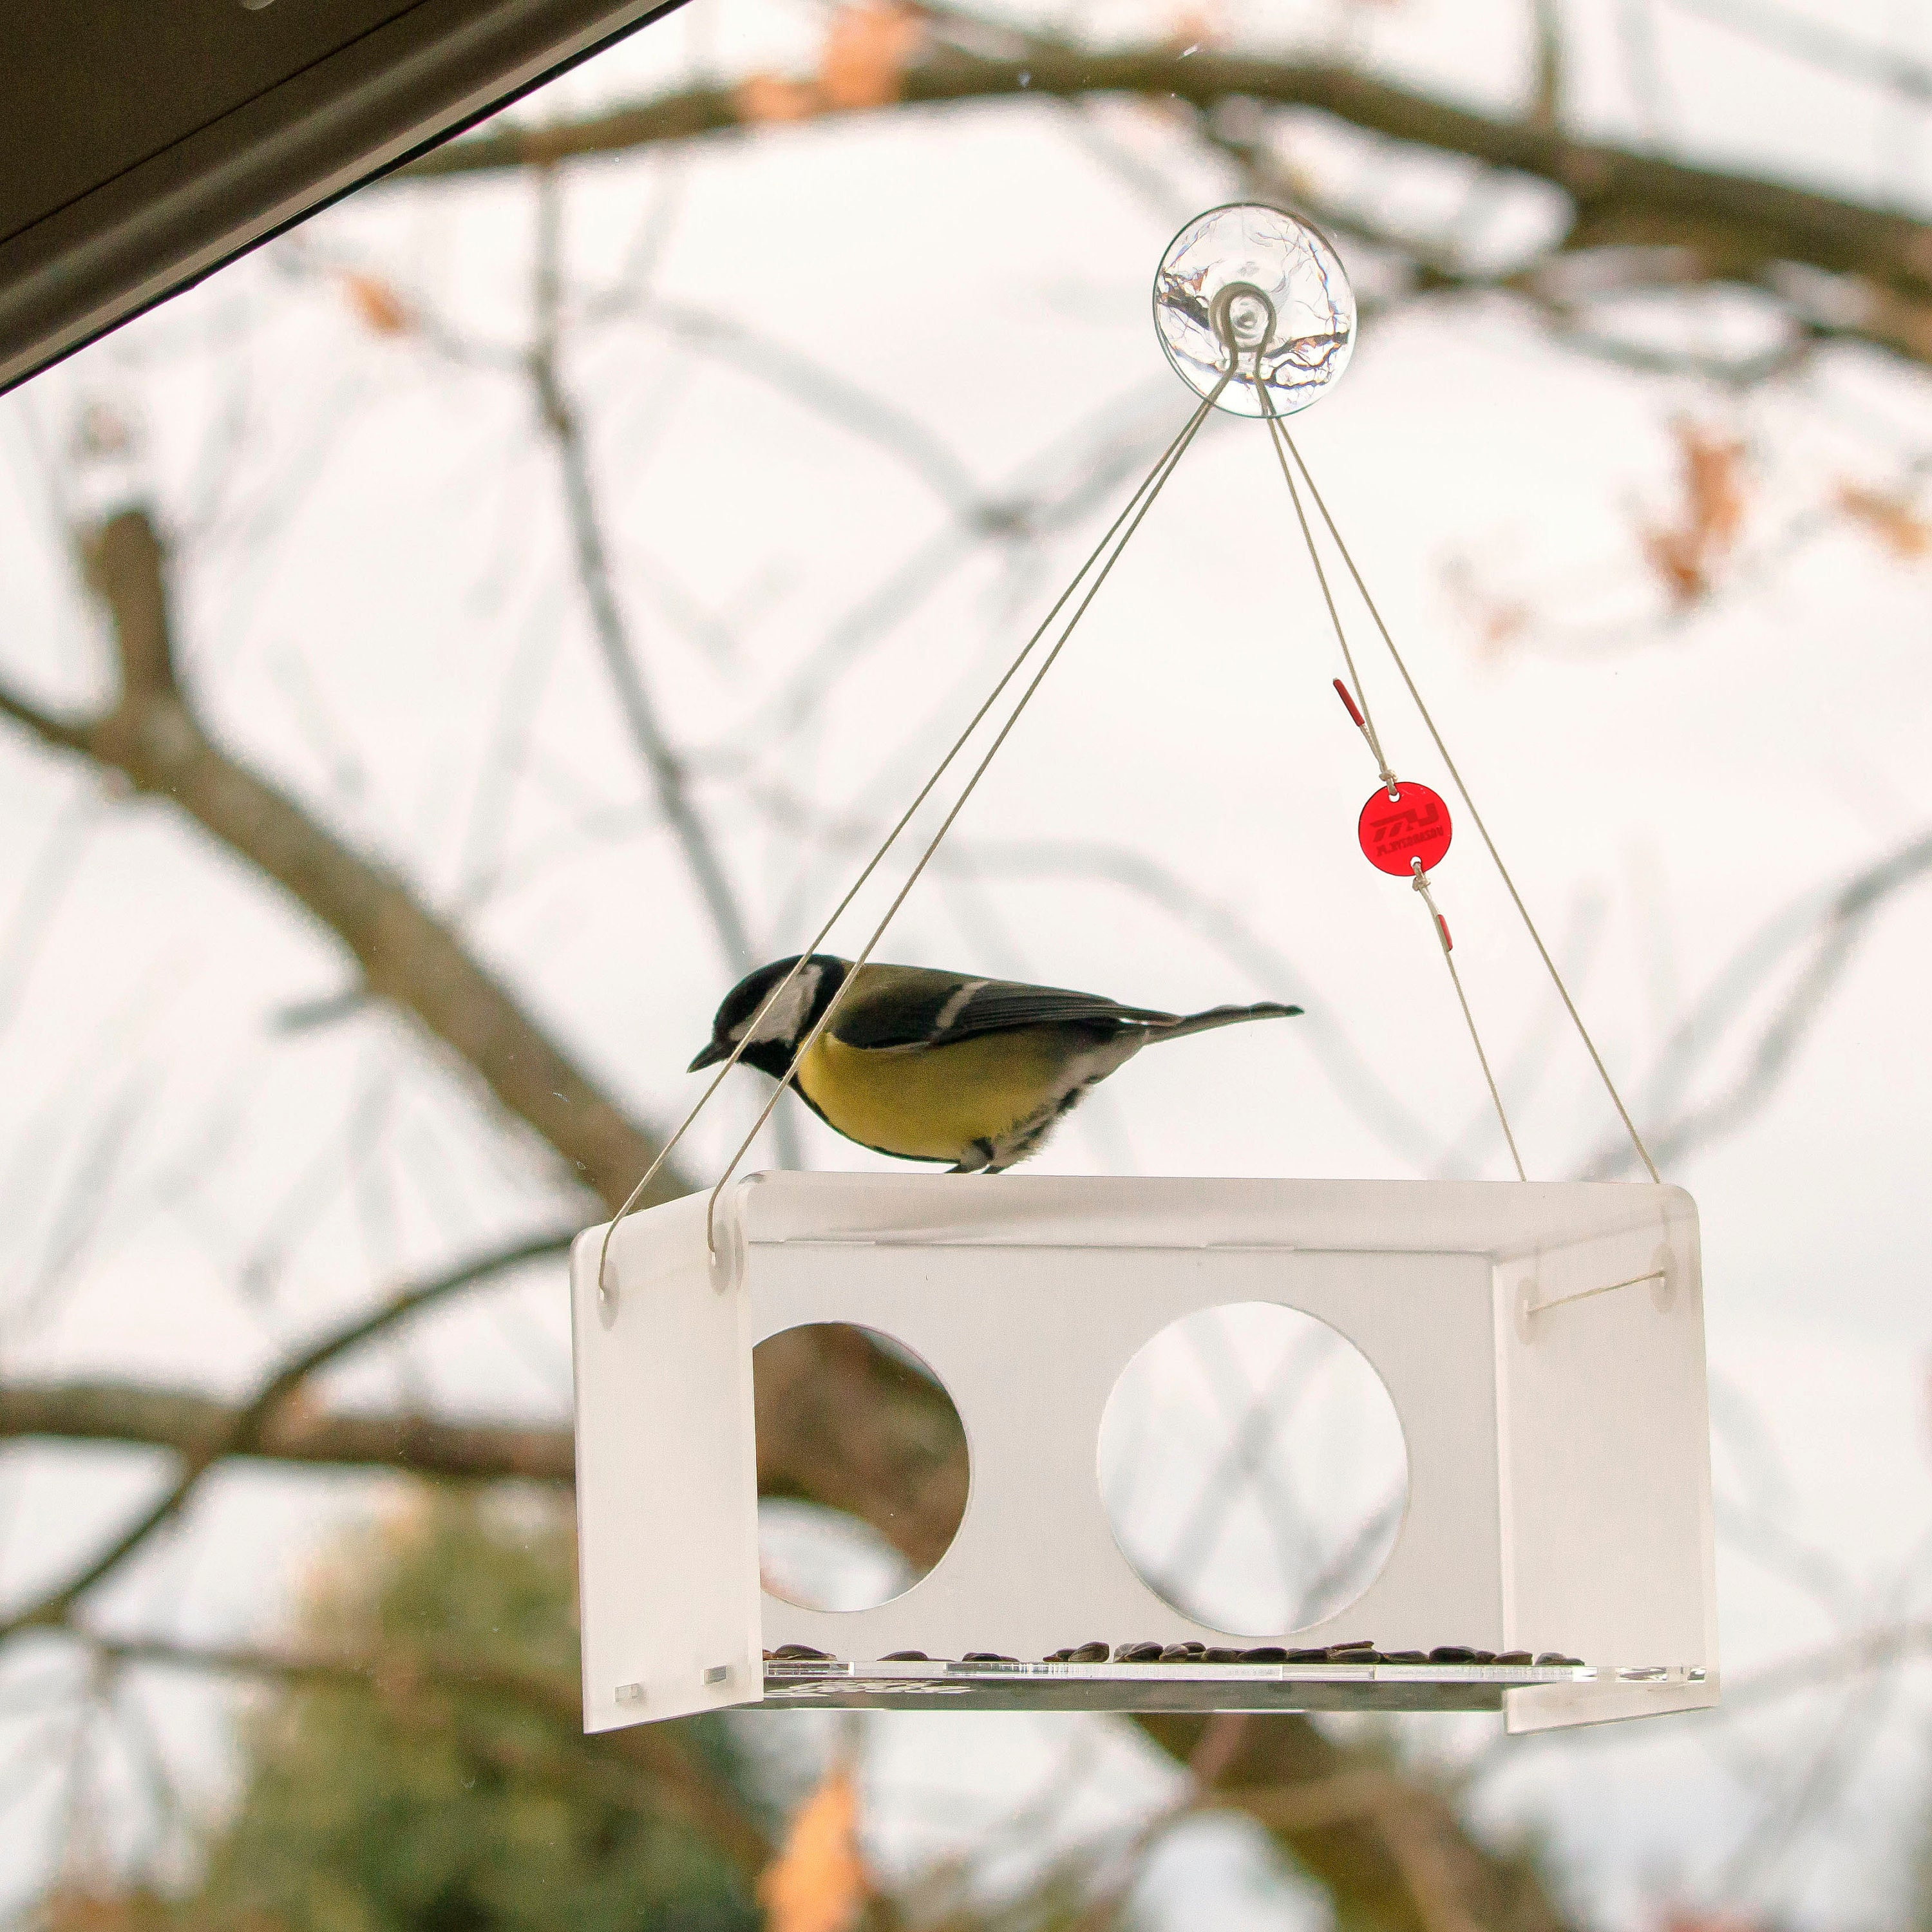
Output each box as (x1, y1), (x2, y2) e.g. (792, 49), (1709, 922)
(1358, 782), (1452, 876)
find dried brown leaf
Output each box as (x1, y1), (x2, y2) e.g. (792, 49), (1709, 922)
(1639, 524), (1710, 607)
(1442, 552), (1531, 661)
(759, 1763), (869, 1932)
(1680, 421), (1747, 549)
(1837, 480), (1931, 560)
(1638, 417), (1747, 609)
(819, 3), (923, 110)
(1164, 5), (1226, 50)
(339, 270), (412, 338)
(735, 71), (822, 124)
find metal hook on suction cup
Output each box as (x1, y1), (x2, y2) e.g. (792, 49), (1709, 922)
(1209, 280), (1279, 381)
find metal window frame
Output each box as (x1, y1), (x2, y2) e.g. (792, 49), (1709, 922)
(0, 0), (691, 397)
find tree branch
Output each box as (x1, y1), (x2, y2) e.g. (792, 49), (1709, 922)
(0, 674), (91, 755)
(0, 1381), (576, 1481)
(5, 507), (685, 1218)
(73, 1626), (771, 1880)
(529, 173), (758, 982)
(1666, 0), (1932, 102)
(1, 1231), (574, 1634)
(0, 506), (960, 1620)
(0, 1316), (971, 1575)
(1716, 1616), (1932, 1712)
(1587, 826), (1932, 1175)
(395, 46), (1932, 356)
(1529, 0), (1564, 131)
(6, 1359), (1569, 1932)
(1139, 1714), (1570, 1932)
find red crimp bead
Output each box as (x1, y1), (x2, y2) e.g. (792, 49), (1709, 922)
(1437, 913), (1453, 952)
(1333, 677), (1366, 728)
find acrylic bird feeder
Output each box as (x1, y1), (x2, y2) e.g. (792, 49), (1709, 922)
(573, 1173), (1714, 1736)
(569, 205), (1719, 1738)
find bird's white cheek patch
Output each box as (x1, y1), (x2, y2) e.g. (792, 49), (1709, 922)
(742, 967), (821, 1045)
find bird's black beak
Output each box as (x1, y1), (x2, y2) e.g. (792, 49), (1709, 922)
(688, 1039), (730, 1073)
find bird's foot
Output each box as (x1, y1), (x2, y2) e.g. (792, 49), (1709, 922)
(948, 1137), (999, 1174)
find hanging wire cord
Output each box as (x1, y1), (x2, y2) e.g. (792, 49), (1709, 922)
(594, 377), (1227, 1295)
(1409, 860), (1526, 1180)
(701, 375), (1229, 1251)
(596, 261), (1658, 1298)
(1259, 386), (1660, 1185)
(1251, 374), (1522, 1175)
(1250, 370), (1396, 796)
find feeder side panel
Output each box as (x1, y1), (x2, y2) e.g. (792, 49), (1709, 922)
(1500, 1188), (1717, 1732)
(571, 1198), (763, 1731)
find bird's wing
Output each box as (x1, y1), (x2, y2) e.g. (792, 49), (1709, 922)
(830, 967), (1175, 1050)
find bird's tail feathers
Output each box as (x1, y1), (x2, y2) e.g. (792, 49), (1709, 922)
(1154, 1001), (1303, 1041)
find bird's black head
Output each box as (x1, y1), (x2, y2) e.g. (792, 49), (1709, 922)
(689, 954), (849, 1079)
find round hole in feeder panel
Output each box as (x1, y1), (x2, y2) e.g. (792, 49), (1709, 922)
(752, 1321), (969, 1614)
(1097, 1303), (1408, 1638)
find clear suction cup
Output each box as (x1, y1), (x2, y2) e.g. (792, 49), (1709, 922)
(1153, 204), (1356, 418)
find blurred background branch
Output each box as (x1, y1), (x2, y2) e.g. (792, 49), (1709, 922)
(400, 35), (1932, 365)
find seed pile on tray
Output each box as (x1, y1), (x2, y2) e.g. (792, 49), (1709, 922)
(763, 1642), (1586, 1666)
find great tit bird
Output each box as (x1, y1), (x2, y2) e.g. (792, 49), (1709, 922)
(690, 954), (1302, 1172)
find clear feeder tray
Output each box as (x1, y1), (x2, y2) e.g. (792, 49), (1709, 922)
(760, 1656), (1709, 1714)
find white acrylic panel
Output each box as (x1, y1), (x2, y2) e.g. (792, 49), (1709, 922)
(755, 1240), (1502, 1660)
(1497, 1196), (1716, 1732)
(571, 1197), (763, 1732)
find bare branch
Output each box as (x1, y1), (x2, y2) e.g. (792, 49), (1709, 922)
(1589, 826), (1932, 1175)
(1, 1230), (573, 1634)
(1618, 0), (1677, 141)
(752, 1322), (968, 1573)
(393, 46), (1932, 361)
(629, 298), (987, 517)
(1, 1302), (976, 1578)
(0, 673), (91, 755)
(79, 513), (176, 699)
(17, 504), (685, 1217)
(1719, 1616), (1932, 1711)
(2, 1381), (573, 1481)
(73, 1626), (771, 1879)
(1137, 1713), (1571, 1932)
(0, 799), (101, 1043)
(528, 174), (758, 981)
(1666, 0), (1932, 102)
(1529, 0), (1564, 130)
(1, 507), (972, 1614)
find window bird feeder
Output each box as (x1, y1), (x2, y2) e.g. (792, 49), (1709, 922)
(570, 206), (1718, 1738)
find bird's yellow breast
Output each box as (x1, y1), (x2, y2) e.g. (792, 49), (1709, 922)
(795, 1029), (1070, 1162)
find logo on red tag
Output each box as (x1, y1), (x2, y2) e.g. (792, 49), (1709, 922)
(1358, 782), (1452, 876)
